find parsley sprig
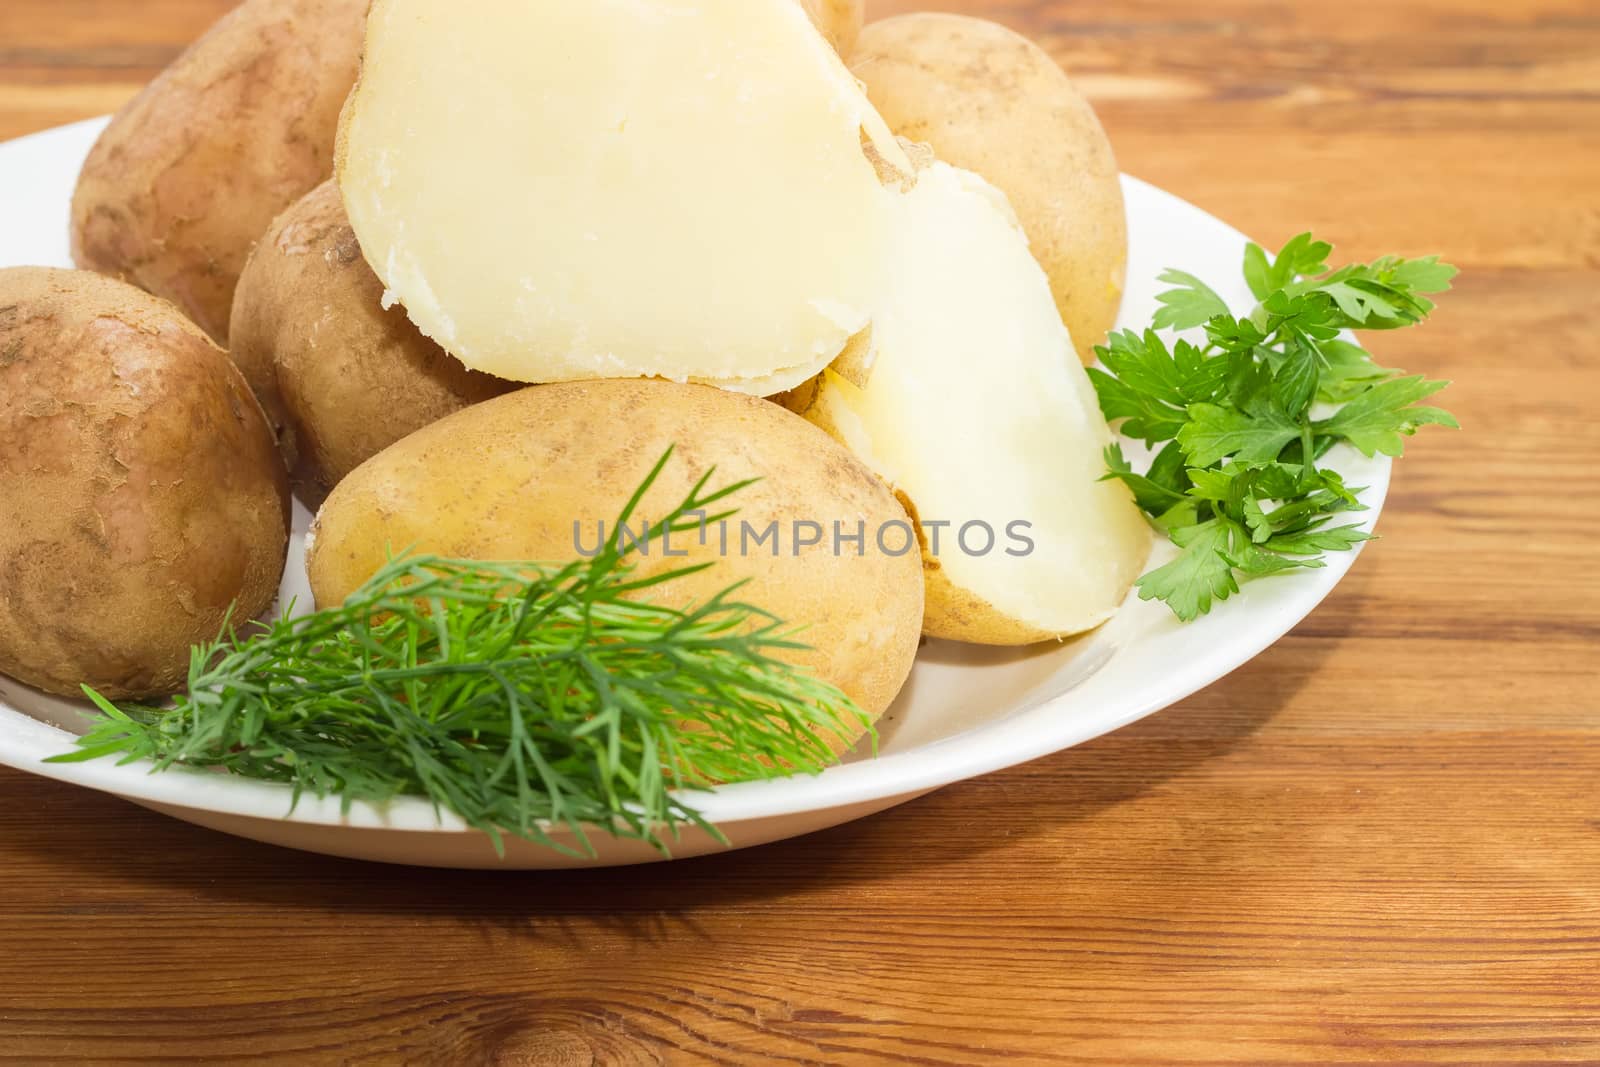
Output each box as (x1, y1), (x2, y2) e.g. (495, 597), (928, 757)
(1090, 233), (1458, 621)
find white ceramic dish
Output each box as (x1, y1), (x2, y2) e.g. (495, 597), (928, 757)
(0, 118), (1390, 869)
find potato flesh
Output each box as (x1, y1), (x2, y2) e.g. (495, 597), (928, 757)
(339, 0), (909, 394)
(813, 163), (1150, 638)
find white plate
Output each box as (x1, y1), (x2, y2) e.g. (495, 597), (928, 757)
(0, 118), (1390, 869)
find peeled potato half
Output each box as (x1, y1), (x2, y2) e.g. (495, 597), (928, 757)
(786, 162), (1150, 644)
(337, 0), (911, 395)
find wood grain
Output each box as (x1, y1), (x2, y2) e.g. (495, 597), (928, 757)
(2, 0), (1598, 1062)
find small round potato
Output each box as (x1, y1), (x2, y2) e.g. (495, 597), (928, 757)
(230, 181), (514, 489)
(71, 0), (369, 343)
(0, 268), (290, 700)
(852, 13), (1129, 363)
(307, 380), (926, 751)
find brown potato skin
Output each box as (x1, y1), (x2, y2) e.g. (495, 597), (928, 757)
(0, 268), (290, 700)
(852, 13), (1128, 364)
(70, 0), (369, 344)
(230, 181), (514, 489)
(307, 381), (925, 752)
(798, 0), (865, 56)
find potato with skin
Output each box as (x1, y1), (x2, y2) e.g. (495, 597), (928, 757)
(0, 268), (290, 700)
(71, 0), (369, 344)
(852, 14), (1129, 364)
(230, 181), (515, 489)
(798, 0), (865, 56)
(307, 381), (925, 752)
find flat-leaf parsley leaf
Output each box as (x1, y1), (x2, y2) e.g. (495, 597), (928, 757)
(1092, 233), (1458, 621)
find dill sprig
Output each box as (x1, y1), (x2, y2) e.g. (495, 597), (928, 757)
(49, 450), (870, 856)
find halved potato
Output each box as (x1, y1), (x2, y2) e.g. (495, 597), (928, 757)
(784, 163), (1149, 644)
(337, 0), (911, 395)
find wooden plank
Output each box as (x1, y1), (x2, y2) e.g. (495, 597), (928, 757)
(0, 0), (1595, 1061)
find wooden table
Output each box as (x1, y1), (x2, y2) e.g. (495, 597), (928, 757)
(2, 1), (1597, 1062)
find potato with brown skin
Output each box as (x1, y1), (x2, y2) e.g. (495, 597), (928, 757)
(307, 380), (925, 753)
(852, 13), (1129, 364)
(230, 181), (515, 489)
(0, 268), (290, 700)
(71, 0), (369, 344)
(798, 0), (865, 56)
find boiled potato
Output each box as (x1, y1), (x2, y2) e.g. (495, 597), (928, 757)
(230, 181), (514, 489)
(853, 13), (1129, 364)
(71, 0), (368, 343)
(307, 380), (925, 751)
(799, 0), (865, 56)
(783, 162), (1149, 644)
(337, 0), (914, 396)
(0, 268), (290, 700)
